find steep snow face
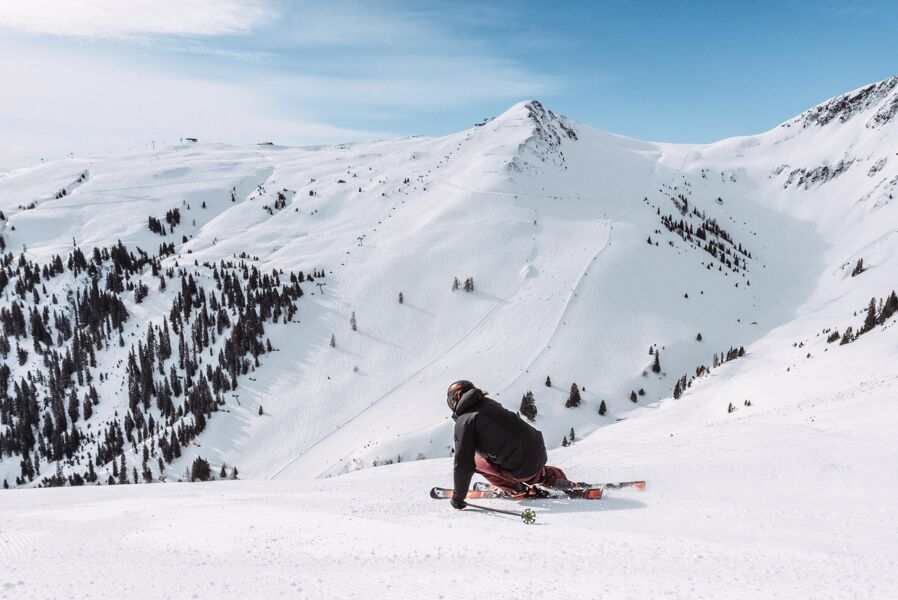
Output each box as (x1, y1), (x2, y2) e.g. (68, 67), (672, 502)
(787, 76), (898, 129)
(0, 78), (896, 495)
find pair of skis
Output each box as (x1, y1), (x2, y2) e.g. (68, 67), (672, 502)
(430, 480), (646, 524)
(430, 479), (645, 501)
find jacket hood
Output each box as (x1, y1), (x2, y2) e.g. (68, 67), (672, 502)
(452, 387), (484, 420)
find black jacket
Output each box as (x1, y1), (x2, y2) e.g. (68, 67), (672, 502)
(452, 388), (547, 500)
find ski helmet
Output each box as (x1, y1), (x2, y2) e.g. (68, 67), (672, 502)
(447, 380), (475, 412)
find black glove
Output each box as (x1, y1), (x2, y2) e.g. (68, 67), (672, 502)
(450, 496), (467, 510)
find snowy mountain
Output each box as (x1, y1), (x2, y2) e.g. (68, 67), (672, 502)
(1, 78), (897, 489)
(2, 76), (897, 599)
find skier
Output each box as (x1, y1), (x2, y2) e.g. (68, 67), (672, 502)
(447, 380), (569, 509)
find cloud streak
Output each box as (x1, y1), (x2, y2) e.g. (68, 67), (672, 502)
(0, 0), (276, 38)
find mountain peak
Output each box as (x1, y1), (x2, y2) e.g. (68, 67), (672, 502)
(788, 76), (898, 129)
(493, 99), (579, 143)
(489, 100), (579, 174)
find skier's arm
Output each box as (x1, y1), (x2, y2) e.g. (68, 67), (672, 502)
(453, 416), (476, 502)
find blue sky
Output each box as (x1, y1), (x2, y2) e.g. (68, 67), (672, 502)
(2, 0), (897, 168)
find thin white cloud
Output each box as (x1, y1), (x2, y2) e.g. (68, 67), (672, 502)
(0, 41), (390, 168)
(0, 0), (276, 38)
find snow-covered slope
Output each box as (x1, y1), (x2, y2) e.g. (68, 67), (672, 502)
(1, 79), (897, 488)
(1, 77), (897, 598)
(1, 349), (895, 598)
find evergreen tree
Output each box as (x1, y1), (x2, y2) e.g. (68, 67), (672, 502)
(190, 456), (211, 482)
(350, 311), (357, 331)
(598, 400), (607, 416)
(630, 390), (638, 403)
(171, 432), (181, 458)
(673, 380), (682, 399)
(840, 326), (854, 345)
(561, 436), (569, 447)
(569, 427), (576, 443)
(117, 452), (128, 484)
(398, 292), (404, 304)
(67, 389), (79, 423)
(862, 297), (878, 334)
(880, 291), (898, 325)
(231, 466), (239, 480)
(330, 334), (336, 348)
(565, 383), (581, 408)
(545, 375), (552, 387)
(652, 350), (661, 373)
(220, 463), (228, 479)
(258, 405), (264, 416)
(452, 277), (460, 291)
(519, 391), (537, 422)
(696, 332), (703, 342)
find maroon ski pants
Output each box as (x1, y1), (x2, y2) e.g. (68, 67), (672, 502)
(474, 453), (567, 493)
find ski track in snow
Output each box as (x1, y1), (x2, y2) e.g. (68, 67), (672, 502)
(270, 181), (594, 480)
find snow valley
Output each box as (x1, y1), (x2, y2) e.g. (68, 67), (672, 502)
(1, 78), (897, 599)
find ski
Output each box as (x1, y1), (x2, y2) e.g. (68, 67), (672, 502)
(581, 480), (646, 491)
(430, 487), (503, 500)
(544, 479), (646, 498)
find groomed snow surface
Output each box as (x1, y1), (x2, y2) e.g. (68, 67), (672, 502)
(2, 80), (898, 598)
